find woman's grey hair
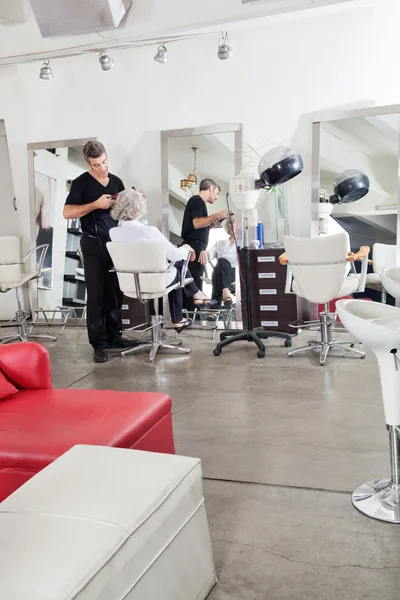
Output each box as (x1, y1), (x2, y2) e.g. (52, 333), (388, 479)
(110, 189), (147, 221)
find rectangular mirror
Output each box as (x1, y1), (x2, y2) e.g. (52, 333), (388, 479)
(161, 124), (243, 320)
(28, 139), (94, 316)
(312, 105), (400, 306)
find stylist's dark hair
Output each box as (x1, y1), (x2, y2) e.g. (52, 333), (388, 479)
(199, 178), (221, 193)
(83, 141), (106, 162)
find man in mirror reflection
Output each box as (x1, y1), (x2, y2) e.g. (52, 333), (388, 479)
(63, 141), (137, 363)
(180, 178), (229, 308)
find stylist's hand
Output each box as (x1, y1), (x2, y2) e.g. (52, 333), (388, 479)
(95, 194), (115, 210)
(183, 244), (196, 262)
(198, 250), (208, 265)
(217, 209), (229, 220)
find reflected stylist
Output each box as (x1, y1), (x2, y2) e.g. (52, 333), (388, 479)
(63, 141), (137, 363)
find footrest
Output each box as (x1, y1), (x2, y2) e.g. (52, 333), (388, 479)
(289, 319), (317, 329)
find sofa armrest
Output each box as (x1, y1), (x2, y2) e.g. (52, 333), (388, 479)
(0, 342), (52, 389)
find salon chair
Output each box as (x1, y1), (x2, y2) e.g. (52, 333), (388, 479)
(280, 232), (369, 365)
(337, 298), (400, 523)
(107, 240), (192, 362)
(0, 236), (56, 344)
(365, 243), (396, 303)
(379, 266), (400, 303)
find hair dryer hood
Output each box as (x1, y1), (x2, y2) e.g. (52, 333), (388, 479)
(333, 169), (370, 204)
(258, 146), (303, 188)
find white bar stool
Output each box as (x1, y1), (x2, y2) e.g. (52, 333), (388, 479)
(337, 298), (400, 523)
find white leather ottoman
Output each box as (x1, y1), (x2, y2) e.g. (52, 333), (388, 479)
(0, 445), (216, 600)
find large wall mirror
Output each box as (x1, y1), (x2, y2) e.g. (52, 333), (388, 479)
(161, 124), (243, 314)
(312, 105), (400, 306)
(27, 138), (95, 315)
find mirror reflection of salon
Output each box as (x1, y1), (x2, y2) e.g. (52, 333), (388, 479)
(33, 145), (87, 311)
(319, 114), (399, 304)
(167, 132), (236, 300)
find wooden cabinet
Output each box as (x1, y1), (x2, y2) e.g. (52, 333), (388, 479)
(239, 248), (297, 333)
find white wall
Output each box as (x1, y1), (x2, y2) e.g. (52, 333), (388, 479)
(0, 0), (398, 260)
(33, 148), (84, 310)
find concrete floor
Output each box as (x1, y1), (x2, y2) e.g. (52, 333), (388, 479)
(42, 324), (400, 599)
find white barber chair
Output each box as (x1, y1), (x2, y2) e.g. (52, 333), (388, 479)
(337, 298), (400, 523)
(280, 232), (369, 365)
(0, 236), (56, 344)
(380, 266), (400, 303)
(366, 243), (396, 303)
(107, 240), (192, 362)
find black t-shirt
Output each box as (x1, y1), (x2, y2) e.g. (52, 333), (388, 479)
(181, 195), (209, 251)
(65, 171), (125, 240)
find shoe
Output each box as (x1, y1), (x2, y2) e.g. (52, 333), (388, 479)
(223, 297), (233, 308)
(108, 336), (140, 349)
(171, 318), (192, 333)
(193, 299), (218, 309)
(93, 347), (109, 363)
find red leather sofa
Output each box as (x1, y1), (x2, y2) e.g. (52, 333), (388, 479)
(0, 342), (175, 502)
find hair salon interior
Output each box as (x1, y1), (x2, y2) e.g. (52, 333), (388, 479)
(2, 0), (400, 598)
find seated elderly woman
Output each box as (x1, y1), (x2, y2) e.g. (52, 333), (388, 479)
(109, 189), (215, 330)
(207, 216), (237, 308)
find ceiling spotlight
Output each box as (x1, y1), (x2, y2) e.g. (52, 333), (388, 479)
(39, 60), (54, 80)
(99, 51), (114, 71)
(154, 44), (168, 64)
(217, 32), (232, 60)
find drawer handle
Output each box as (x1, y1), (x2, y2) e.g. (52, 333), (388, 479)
(257, 256), (275, 263)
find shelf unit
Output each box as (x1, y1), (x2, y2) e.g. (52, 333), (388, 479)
(63, 219), (86, 311)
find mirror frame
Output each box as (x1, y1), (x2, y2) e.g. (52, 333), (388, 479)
(311, 104), (400, 315)
(27, 137), (96, 313)
(312, 103), (400, 241)
(160, 123), (243, 237)
(160, 123), (243, 320)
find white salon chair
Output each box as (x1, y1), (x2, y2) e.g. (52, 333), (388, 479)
(337, 298), (400, 523)
(280, 232), (369, 365)
(365, 243), (396, 303)
(107, 240), (192, 362)
(0, 236), (56, 344)
(380, 266), (400, 302)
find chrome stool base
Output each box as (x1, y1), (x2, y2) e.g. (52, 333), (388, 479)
(352, 479), (400, 523)
(352, 425), (400, 523)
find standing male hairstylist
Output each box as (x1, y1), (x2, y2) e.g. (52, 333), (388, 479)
(63, 141), (137, 363)
(181, 178), (228, 293)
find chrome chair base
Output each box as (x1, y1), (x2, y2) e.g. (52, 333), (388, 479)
(120, 314), (190, 362)
(288, 308), (366, 365)
(289, 339), (366, 365)
(0, 333), (57, 344)
(352, 479), (400, 523)
(0, 304), (56, 344)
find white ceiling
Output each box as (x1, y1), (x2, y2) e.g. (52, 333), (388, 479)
(0, 0), (363, 64)
(320, 113), (400, 180)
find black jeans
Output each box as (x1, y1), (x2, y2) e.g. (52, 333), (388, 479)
(212, 258), (236, 307)
(80, 235), (123, 349)
(169, 261), (198, 323)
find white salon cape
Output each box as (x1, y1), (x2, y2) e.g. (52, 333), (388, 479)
(109, 220), (189, 286)
(207, 239), (237, 268)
